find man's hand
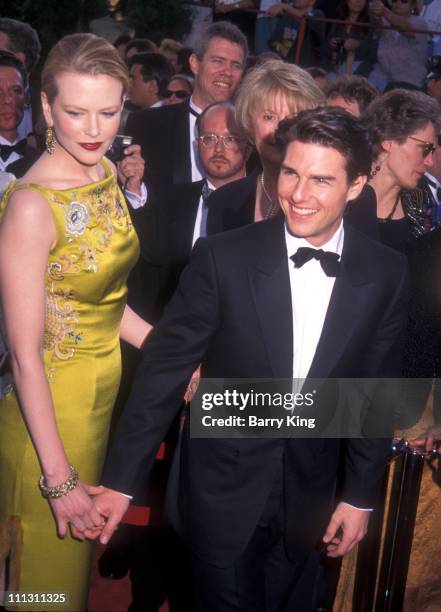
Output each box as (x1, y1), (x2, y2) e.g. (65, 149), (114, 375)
(409, 425), (441, 453)
(89, 486), (130, 544)
(117, 144), (145, 195)
(322, 502), (370, 557)
(48, 481), (105, 542)
(267, 4), (286, 16)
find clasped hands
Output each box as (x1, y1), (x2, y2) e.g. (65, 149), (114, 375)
(57, 488), (369, 558)
(50, 483), (130, 543)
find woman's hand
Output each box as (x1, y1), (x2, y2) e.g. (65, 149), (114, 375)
(48, 482), (105, 541)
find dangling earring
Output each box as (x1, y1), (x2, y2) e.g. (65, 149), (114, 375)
(45, 126), (56, 154)
(370, 164), (381, 177)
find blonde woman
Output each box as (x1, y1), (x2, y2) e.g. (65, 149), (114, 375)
(207, 59), (324, 233)
(0, 34), (151, 610)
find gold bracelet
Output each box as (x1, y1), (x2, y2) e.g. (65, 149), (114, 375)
(39, 465), (79, 499)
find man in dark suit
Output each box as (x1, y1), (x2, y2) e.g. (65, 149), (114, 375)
(92, 107), (407, 610)
(0, 50), (39, 178)
(0, 18), (42, 140)
(420, 130), (441, 223)
(131, 100), (250, 323)
(125, 21), (248, 198)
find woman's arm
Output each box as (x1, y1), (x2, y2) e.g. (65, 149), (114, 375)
(0, 189), (103, 539)
(120, 304), (152, 349)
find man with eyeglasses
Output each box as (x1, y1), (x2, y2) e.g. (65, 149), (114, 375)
(125, 21), (248, 199)
(129, 100), (250, 323)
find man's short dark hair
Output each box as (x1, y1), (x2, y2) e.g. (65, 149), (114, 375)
(325, 76), (377, 115)
(306, 66), (327, 80)
(114, 33), (133, 48)
(125, 38), (157, 56)
(193, 21), (248, 65)
(128, 52), (174, 95)
(0, 50), (27, 88)
(276, 106), (373, 182)
(0, 18), (41, 73)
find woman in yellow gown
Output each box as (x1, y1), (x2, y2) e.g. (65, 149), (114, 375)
(0, 34), (151, 610)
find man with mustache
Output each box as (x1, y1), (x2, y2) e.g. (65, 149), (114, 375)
(125, 21), (248, 199)
(130, 100), (250, 323)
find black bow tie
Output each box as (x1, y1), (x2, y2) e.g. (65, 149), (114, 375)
(291, 247), (341, 277)
(201, 182), (214, 203)
(0, 139), (27, 162)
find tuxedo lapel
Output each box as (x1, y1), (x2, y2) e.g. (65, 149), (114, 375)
(169, 181), (203, 260)
(308, 224), (375, 378)
(248, 214), (293, 379)
(172, 101), (192, 185)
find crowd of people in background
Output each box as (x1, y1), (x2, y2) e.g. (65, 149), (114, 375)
(0, 2), (440, 612)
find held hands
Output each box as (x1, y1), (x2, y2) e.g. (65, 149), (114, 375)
(116, 144), (145, 195)
(49, 482), (105, 541)
(322, 502), (370, 557)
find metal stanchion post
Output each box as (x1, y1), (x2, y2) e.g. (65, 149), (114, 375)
(375, 440), (439, 612)
(352, 464), (390, 612)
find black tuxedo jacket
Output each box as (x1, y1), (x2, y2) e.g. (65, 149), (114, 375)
(207, 173), (379, 239)
(125, 101), (192, 197)
(5, 145), (40, 178)
(103, 215), (407, 566)
(127, 180), (206, 323)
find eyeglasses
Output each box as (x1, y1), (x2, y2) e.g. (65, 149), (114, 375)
(407, 135), (436, 158)
(198, 133), (243, 149)
(163, 89), (190, 100)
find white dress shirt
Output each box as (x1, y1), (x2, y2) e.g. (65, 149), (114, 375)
(425, 171), (441, 204)
(285, 222), (372, 512)
(125, 182), (148, 210)
(285, 222), (344, 381)
(189, 97), (205, 183)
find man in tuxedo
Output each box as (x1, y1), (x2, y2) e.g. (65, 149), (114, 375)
(131, 100), (250, 323)
(0, 50), (39, 177)
(0, 18), (42, 143)
(125, 21), (248, 198)
(128, 52), (174, 110)
(93, 107), (407, 610)
(420, 130), (441, 223)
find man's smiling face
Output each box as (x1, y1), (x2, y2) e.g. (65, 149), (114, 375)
(190, 37), (244, 108)
(278, 140), (365, 246)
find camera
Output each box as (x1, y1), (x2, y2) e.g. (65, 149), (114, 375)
(107, 134), (133, 163)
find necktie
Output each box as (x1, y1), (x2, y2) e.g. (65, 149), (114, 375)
(201, 182), (213, 203)
(189, 106), (200, 119)
(199, 183), (214, 238)
(291, 247), (341, 277)
(0, 139), (27, 162)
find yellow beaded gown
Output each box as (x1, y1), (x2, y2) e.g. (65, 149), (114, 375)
(0, 158), (139, 611)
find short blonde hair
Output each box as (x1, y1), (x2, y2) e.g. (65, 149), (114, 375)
(235, 60), (324, 139)
(42, 33), (130, 103)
